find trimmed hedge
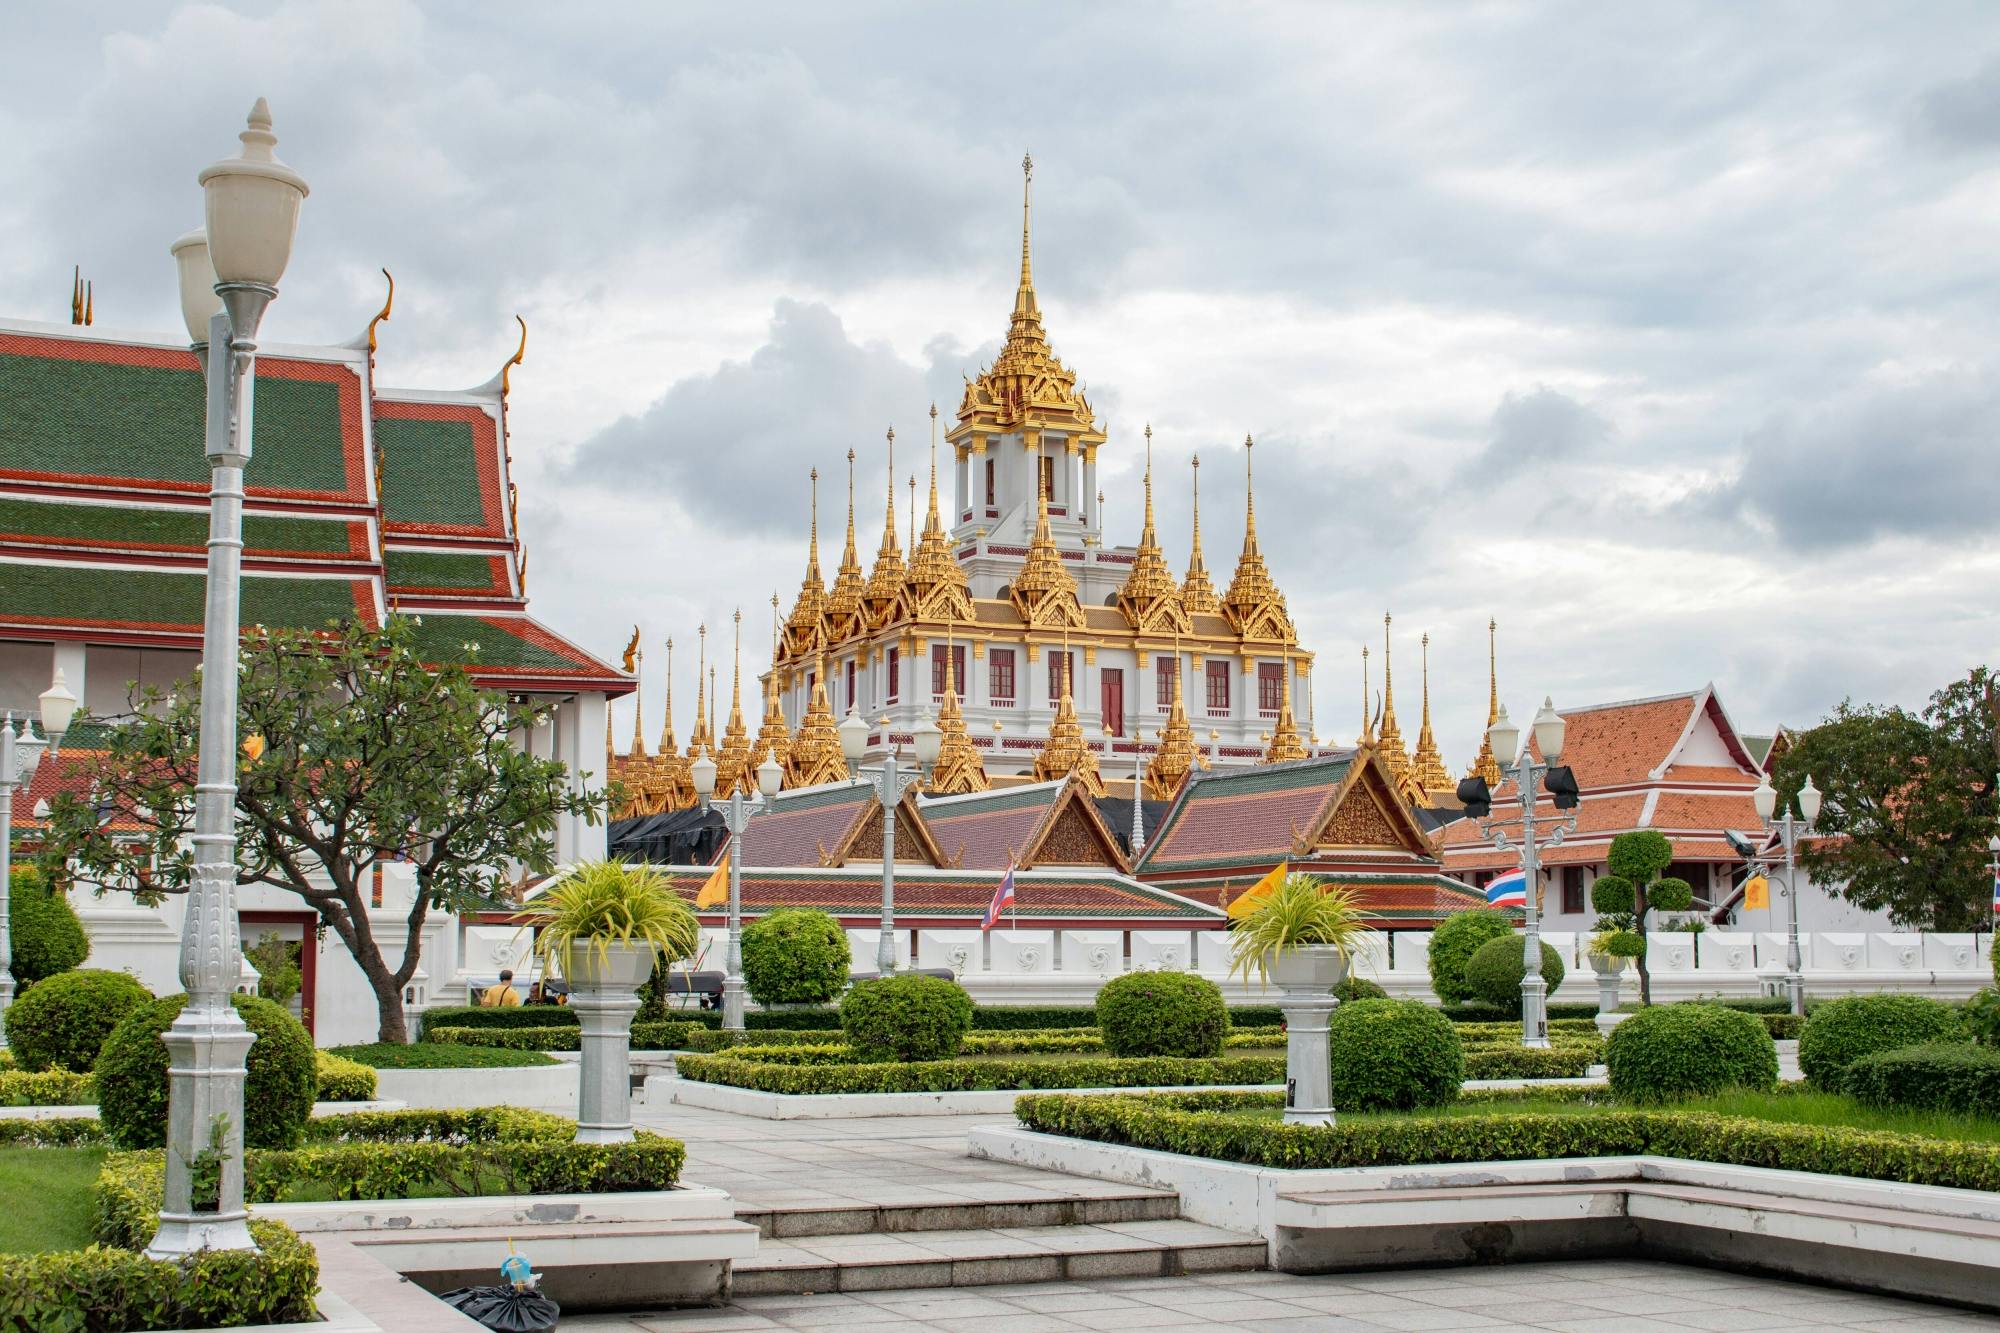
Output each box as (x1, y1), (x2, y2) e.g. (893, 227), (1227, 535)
(425, 1020), (698, 1052)
(1462, 936), (1566, 1015)
(301, 1106), (573, 1145)
(1606, 1003), (1777, 1103)
(417, 1002), (731, 1036)
(1799, 995), (1965, 1092)
(98, 993), (316, 1151)
(0, 1069), (94, 1106)
(325, 1041), (558, 1069)
(742, 908), (850, 1006)
(1444, 1001), (1599, 1023)
(1845, 1043), (2000, 1118)
(1013, 1092), (2000, 1190)
(2, 968), (151, 1072)
(1097, 972), (1228, 1059)
(1428, 909), (1515, 1006)
(0, 1219), (317, 1331)
(678, 1051), (1286, 1095)
(6, 866), (88, 985)
(1326, 999), (1463, 1111)
(1333, 975), (1389, 1003)
(314, 1050), (379, 1102)
(975, 1004), (1288, 1031)
(0, 1116), (104, 1147)
(841, 973), (974, 1062)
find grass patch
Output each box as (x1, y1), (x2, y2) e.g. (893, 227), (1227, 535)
(0, 1147), (105, 1253)
(326, 1042), (558, 1069)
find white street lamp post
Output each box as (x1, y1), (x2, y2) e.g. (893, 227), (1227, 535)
(840, 707), (941, 973)
(149, 99), (308, 1260)
(0, 714), (49, 1047)
(1753, 772), (1821, 1018)
(693, 751), (782, 1029)
(1474, 699), (1575, 1049)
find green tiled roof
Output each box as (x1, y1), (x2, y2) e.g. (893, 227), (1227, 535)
(0, 495), (359, 557)
(407, 613), (584, 672)
(384, 549), (505, 592)
(377, 416), (491, 528)
(0, 350), (351, 494)
(0, 562), (366, 629)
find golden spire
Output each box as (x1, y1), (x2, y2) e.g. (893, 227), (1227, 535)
(1376, 614), (1420, 801)
(687, 623), (711, 759)
(864, 427), (908, 628)
(1180, 453), (1219, 615)
(1262, 657), (1307, 764)
(783, 469), (830, 658)
(657, 637), (679, 754)
(926, 632), (990, 795)
(715, 609), (755, 797)
(752, 599), (792, 777)
(1009, 151), (1047, 352)
(1145, 642), (1207, 800)
(651, 637), (696, 810)
(1468, 617), (1503, 785)
(784, 650), (850, 788)
(826, 448), (868, 641)
(1411, 632), (1451, 802)
(1008, 455), (1084, 628)
(905, 403), (974, 621)
(1032, 639), (1106, 794)
(1222, 436), (1294, 641)
(1118, 424), (1190, 633)
(1358, 644), (1375, 746)
(909, 473), (917, 551)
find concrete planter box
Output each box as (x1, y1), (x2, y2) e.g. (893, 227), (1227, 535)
(656, 1075), (1275, 1120)
(371, 1064), (576, 1110)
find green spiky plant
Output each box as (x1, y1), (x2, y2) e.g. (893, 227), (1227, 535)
(525, 859), (700, 975)
(1228, 874), (1376, 986)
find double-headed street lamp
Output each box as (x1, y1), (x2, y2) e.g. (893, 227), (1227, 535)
(1463, 698), (1578, 1049)
(1751, 771), (1822, 1018)
(838, 706), (942, 974)
(691, 751), (784, 1030)
(151, 99), (309, 1260)
(0, 703), (58, 1047)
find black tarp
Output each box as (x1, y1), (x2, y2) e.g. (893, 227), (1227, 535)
(1093, 797), (1171, 858)
(608, 807), (725, 865)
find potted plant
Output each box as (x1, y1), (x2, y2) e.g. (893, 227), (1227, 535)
(1588, 928), (1643, 1030)
(522, 860), (698, 1143)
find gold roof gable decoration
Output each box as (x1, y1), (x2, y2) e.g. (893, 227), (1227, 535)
(862, 426), (908, 631)
(784, 651), (850, 789)
(826, 450), (869, 643)
(1008, 467), (1085, 629)
(1221, 436), (1295, 643)
(1032, 643), (1106, 795)
(1180, 453), (1219, 616)
(925, 635), (989, 795)
(1412, 631), (1454, 798)
(782, 470), (831, 660)
(1117, 424), (1192, 635)
(901, 405), (975, 623)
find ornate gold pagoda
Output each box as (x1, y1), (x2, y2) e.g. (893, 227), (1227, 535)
(901, 406), (975, 624)
(1375, 614), (1422, 803)
(686, 624), (713, 760)
(925, 639), (989, 795)
(714, 610), (755, 799)
(1008, 469), (1085, 629)
(1116, 425), (1191, 635)
(782, 471), (830, 659)
(862, 428), (907, 631)
(1222, 437), (1294, 643)
(1466, 618), (1502, 785)
(1411, 632), (1453, 797)
(783, 651), (849, 788)
(1262, 659), (1308, 764)
(1144, 656), (1207, 800)
(1180, 453), (1219, 616)
(1031, 648), (1105, 795)
(826, 451), (868, 643)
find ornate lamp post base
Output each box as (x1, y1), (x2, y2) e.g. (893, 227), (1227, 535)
(1520, 973), (1550, 1049)
(146, 1014), (258, 1258)
(721, 974), (746, 1030)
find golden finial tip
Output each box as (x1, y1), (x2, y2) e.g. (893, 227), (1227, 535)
(1023, 151), (1033, 178)
(847, 447), (855, 462)
(1244, 434), (1253, 448)
(929, 402), (938, 419)
(886, 425), (895, 443)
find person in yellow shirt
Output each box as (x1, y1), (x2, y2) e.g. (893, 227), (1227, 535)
(480, 969), (522, 1007)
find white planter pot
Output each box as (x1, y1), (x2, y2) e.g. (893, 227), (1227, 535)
(1587, 953), (1628, 1015)
(563, 940), (659, 990)
(565, 941), (656, 1145)
(1268, 946), (1349, 992)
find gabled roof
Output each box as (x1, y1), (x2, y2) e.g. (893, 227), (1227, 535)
(655, 864), (1224, 923)
(736, 778), (944, 869)
(918, 774), (1130, 873)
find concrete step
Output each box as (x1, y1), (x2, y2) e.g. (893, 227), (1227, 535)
(737, 1188), (1181, 1239)
(732, 1217), (1267, 1295)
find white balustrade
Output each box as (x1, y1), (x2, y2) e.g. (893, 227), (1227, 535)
(1129, 931), (1195, 973)
(987, 929), (1057, 974)
(918, 929), (984, 979)
(1697, 931), (1759, 973)
(845, 928), (911, 972)
(1867, 932), (1925, 972)
(1816, 933), (1870, 972)
(1645, 933), (1698, 974)
(1060, 931), (1123, 978)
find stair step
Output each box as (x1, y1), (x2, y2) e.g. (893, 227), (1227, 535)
(737, 1189), (1181, 1239)
(732, 1218), (1266, 1295)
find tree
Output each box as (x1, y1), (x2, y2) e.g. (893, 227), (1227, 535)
(1771, 667), (1999, 931)
(1591, 829), (1692, 1006)
(38, 617), (603, 1043)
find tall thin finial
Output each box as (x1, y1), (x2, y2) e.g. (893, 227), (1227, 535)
(1361, 644), (1372, 744)
(845, 447), (856, 539)
(926, 402), (941, 525)
(1242, 435), (1258, 547)
(805, 468), (821, 584)
(1019, 151), (1035, 300)
(909, 473), (917, 551)
(1487, 617), (1500, 724)
(1422, 632), (1433, 722)
(880, 425), (899, 554)
(771, 593), (781, 652)
(661, 636), (677, 753)
(1143, 424), (1155, 527)
(732, 607), (744, 716)
(692, 622), (708, 758)
(1382, 612), (1395, 708)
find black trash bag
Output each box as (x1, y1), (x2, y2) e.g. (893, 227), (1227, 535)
(440, 1284), (562, 1333)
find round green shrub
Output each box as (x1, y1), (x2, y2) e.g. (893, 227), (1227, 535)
(97, 992), (317, 1150)
(1605, 1002), (1778, 1102)
(2, 967), (152, 1072)
(840, 973), (973, 1061)
(1333, 975), (1388, 1004)
(1590, 873), (1635, 916)
(1095, 971), (1228, 1059)
(1427, 909), (1514, 1006)
(1797, 994), (1965, 1091)
(1327, 998), (1464, 1110)
(741, 908), (851, 1006)
(1462, 935), (1566, 1015)
(7, 867), (88, 984)
(1647, 877), (1694, 914)
(1845, 1042), (2000, 1117)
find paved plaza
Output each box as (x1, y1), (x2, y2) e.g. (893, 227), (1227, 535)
(572, 1098), (2000, 1333)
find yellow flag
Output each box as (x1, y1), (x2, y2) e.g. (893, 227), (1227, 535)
(1227, 861), (1289, 920)
(694, 859), (728, 909)
(1744, 874), (1768, 911)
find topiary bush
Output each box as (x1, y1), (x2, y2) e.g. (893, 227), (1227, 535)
(1333, 975), (1388, 1004)
(742, 907), (851, 1006)
(1798, 994), (1966, 1091)
(1845, 1042), (2000, 1117)
(7, 866), (88, 984)
(2, 967), (151, 1072)
(1095, 971), (1228, 1059)
(98, 992), (317, 1150)
(1327, 998), (1464, 1110)
(1427, 909), (1514, 1006)
(1605, 1002), (1778, 1102)
(1462, 935), (1566, 1015)
(840, 973), (974, 1062)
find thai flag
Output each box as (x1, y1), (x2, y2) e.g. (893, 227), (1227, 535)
(1486, 868), (1528, 910)
(982, 864), (1017, 932)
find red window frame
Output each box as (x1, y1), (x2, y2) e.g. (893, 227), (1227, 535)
(989, 649), (1016, 706)
(1205, 661), (1230, 716)
(887, 648), (899, 702)
(1047, 650), (1074, 704)
(1155, 656), (1178, 713)
(845, 660), (857, 712)
(931, 644), (967, 698)
(1258, 663), (1284, 717)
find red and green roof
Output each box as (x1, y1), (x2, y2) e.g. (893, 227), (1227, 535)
(0, 563), (377, 639)
(655, 865), (1224, 923)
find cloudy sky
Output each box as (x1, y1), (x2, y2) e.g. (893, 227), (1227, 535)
(4, 2), (1997, 767)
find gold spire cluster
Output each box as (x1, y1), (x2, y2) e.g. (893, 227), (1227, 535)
(714, 610), (755, 799)
(1117, 425), (1191, 634)
(926, 637), (990, 795)
(687, 625), (714, 759)
(1261, 659), (1307, 764)
(1375, 614), (1420, 802)
(783, 471), (830, 658)
(861, 427), (908, 631)
(784, 652), (850, 788)
(1467, 617), (1502, 785)
(1008, 465), (1085, 628)
(1411, 632), (1453, 796)
(1145, 653), (1207, 800)
(1221, 437), (1294, 642)
(1032, 646), (1106, 795)
(826, 450), (868, 642)
(902, 405), (975, 622)
(607, 634), (697, 819)
(751, 595), (794, 774)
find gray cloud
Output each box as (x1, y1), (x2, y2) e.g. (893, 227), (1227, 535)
(1916, 59), (2000, 149)
(1463, 387), (1615, 484)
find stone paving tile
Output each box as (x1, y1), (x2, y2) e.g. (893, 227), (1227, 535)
(1277, 1291), (1478, 1318)
(852, 1291), (1026, 1319)
(1359, 1310), (1515, 1331)
(1537, 1319), (1713, 1333)
(1651, 1309), (1855, 1331)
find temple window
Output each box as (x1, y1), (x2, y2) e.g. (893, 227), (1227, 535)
(931, 644), (966, 699)
(887, 648), (899, 702)
(1046, 650), (1074, 704)
(1205, 660), (1230, 716)
(1258, 662), (1284, 717)
(985, 458), (996, 506)
(1039, 455), (1055, 505)
(989, 649), (1016, 706)
(1561, 866), (1587, 914)
(845, 660), (857, 712)
(1155, 656), (1177, 713)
